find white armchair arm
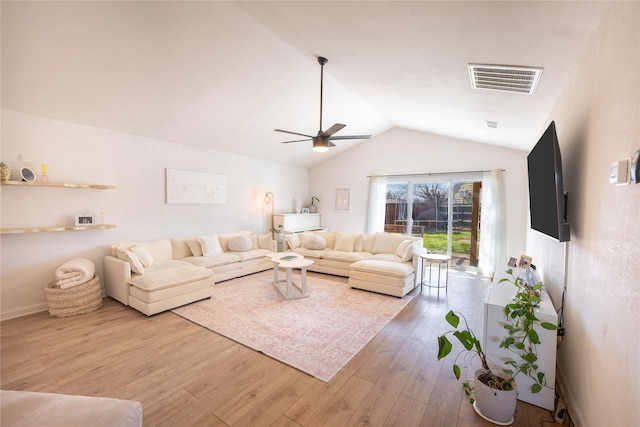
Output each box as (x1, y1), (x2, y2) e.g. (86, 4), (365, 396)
(104, 255), (132, 306)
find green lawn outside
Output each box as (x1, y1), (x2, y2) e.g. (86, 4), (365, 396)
(423, 231), (473, 254)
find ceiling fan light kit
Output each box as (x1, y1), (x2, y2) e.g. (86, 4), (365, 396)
(275, 56), (371, 152)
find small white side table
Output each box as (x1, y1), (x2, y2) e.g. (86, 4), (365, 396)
(268, 253), (314, 300)
(419, 253), (452, 298)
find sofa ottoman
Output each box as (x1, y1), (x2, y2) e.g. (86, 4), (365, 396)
(348, 260), (416, 297)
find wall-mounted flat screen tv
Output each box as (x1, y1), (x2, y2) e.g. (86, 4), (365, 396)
(527, 121), (570, 242)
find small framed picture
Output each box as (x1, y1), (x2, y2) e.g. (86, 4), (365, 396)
(335, 188), (350, 211)
(301, 207), (310, 214)
(75, 214), (95, 226)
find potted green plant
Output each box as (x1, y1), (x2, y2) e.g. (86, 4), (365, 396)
(308, 196), (319, 213)
(437, 257), (558, 424)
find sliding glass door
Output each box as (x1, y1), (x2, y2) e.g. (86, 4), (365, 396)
(377, 175), (485, 271)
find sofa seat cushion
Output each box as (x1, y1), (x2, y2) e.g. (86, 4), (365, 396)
(365, 253), (405, 263)
(130, 276), (213, 304)
(350, 260), (414, 278)
(231, 248), (271, 261)
(292, 247), (328, 259)
(130, 266), (213, 291)
(182, 253), (241, 268)
(322, 251), (371, 262)
(144, 259), (192, 272)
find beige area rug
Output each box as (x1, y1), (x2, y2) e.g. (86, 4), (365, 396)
(172, 270), (413, 382)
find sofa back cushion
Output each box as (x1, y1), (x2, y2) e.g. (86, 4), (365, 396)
(257, 234), (273, 250)
(373, 232), (412, 254)
(228, 235), (253, 252)
(334, 233), (356, 252)
(362, 234), (376, 253)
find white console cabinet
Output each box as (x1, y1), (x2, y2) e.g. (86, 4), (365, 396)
(483, 267), (557, 410)
(273, 213), (325, 233)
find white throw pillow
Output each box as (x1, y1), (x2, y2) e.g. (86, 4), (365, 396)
(285, 233), (300, 250)
(228, 235), (252, 252)
(394, 240), (412, 258)
(131, 245), (155, 267)
(401, 242), (415, 262)
(114, 245), (145, 274)
(187, 239), (203, 257)
(305, 234), (326, 250)
(199, 235), (223, 256)
(334, 234), (356, 252)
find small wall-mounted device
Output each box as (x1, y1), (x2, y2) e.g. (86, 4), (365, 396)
(631, 149), (640, 184)
(610, 159), (629, 185)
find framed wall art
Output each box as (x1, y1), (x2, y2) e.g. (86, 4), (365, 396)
(165, 168), (227, 204)
(335, 188), (350, 211)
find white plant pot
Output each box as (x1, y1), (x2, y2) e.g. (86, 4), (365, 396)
(308, 205), (317, 213)
(473, 369), (517, 425)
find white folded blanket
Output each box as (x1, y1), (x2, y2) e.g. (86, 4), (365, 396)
(55, 257), (95, 289)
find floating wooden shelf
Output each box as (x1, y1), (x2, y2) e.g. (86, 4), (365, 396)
(1, 180), (117, 234)
(1, 180), (115, 189)
(0, 224), (117, 235)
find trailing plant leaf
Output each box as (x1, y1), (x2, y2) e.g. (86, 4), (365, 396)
(445, 310), (460, 328)
(437, 336), (452, 360)
(541, 321), (559, 330)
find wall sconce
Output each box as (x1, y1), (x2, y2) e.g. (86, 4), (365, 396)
(265, 192), (274, 232)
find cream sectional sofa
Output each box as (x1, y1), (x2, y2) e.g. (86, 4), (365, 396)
(283, 231), (425, 297)
(104, 230), (274, 315)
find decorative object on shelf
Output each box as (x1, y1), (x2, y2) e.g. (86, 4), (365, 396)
(40, 163), (49, 183)
(335, 188), (350, 211)
(0, 162), (11, 182)
(437, 255), (558, 425)
(301, 207), (310, 214)
(308, 196), (319, 213)
(20, 166), (36, 182)
(295, 198), (302, 213)
(75, 214), (95, 226)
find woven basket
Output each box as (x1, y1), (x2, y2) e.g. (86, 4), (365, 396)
(45, 275), (103, 317)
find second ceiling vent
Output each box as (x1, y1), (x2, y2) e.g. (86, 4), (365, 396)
(468, 64), (543, 94)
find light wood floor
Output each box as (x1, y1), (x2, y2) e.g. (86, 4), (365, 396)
(1, 270), (556, 427)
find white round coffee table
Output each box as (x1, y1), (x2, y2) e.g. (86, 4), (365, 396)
(268, 253), (314, 300)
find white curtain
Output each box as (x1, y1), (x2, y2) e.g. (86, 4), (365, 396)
(479, 169), (506, 274)
(366, 176), (387, 233)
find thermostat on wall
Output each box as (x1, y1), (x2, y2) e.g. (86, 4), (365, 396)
(610, 159), (629, 185)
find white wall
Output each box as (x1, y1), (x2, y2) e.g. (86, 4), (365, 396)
(309, 127), (529, 261)
(0, 110), (309, 320)
(526, 2), (639, 426)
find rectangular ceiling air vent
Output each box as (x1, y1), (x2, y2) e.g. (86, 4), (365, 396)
(468, 64), (543, 94)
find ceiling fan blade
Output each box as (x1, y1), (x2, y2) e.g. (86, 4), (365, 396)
(320, 123), (346, 138)
(328, 134), (372, 140)
(274, 129), (314, 139)
(281, 138), (312, 144)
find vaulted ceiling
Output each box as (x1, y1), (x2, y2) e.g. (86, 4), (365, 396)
(1, 1), (613, 168)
